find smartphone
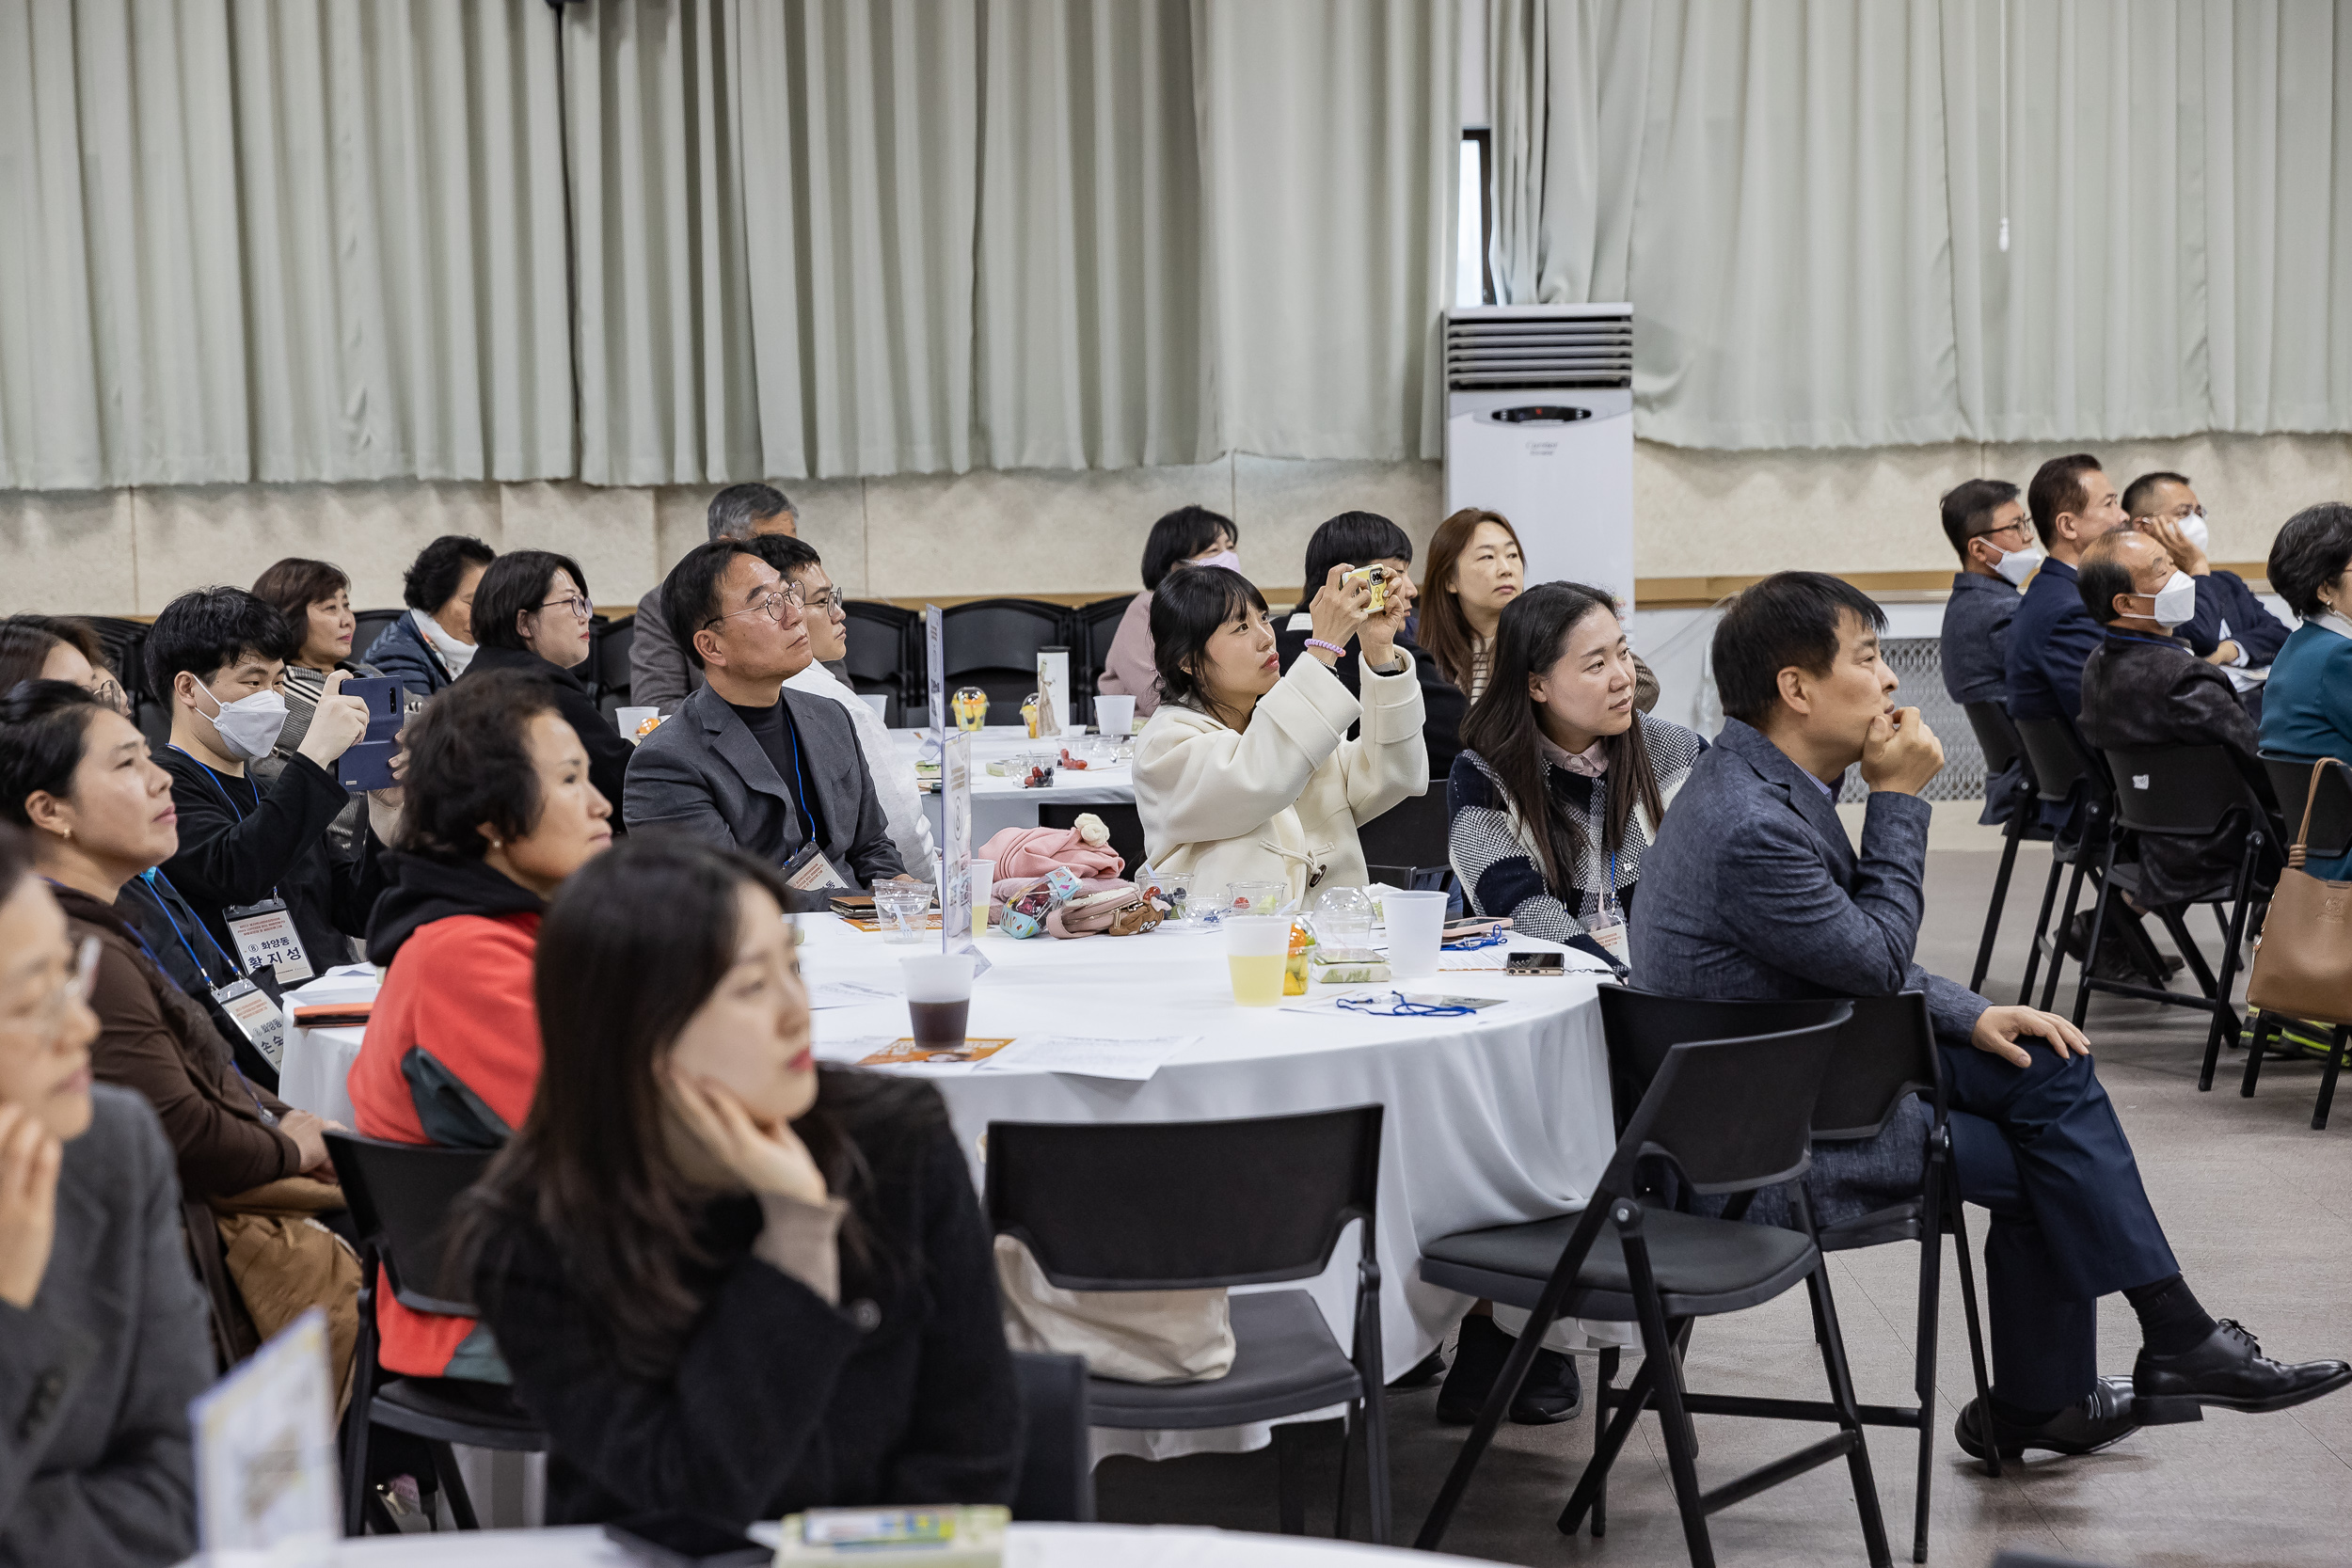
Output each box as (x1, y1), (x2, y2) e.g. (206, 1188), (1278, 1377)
(602, 1513), (768, 1568)
(335, 677), (408, 792)
(1343, 563), (1390, 611)
(1505, 952), (1565, 975)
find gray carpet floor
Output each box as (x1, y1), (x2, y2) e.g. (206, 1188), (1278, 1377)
(1091, 847), (2352, 1566)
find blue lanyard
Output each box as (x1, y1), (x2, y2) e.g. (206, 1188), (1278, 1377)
(42, 877), (173, 977)
(132, 870), (242, 989)
(169, 746), (250, 822)
(779, 703), (815, 834)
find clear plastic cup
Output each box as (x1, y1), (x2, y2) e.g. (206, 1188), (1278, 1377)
(1094, 695), (1136, 736)
(1152, 870), (1194, 927)
(1223, 880), (1286, 917)
(1383, 890), (1449, 977)
(967, 859), (996, 935)
(872, 879), (931, 943)
(1224, 915), (1292, 1006)
(900, 952), (976, 1049)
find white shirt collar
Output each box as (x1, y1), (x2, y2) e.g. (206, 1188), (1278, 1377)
(413, 609), (478, 677)
(2312, 610), (2352, 642)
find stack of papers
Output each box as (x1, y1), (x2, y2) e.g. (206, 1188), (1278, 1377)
(976, 1035), (1198, 1082)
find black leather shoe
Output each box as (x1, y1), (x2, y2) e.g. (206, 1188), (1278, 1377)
(1954, 1376), (2139, 1461)
(1435, 1314), (1583, 1425)
(2134, 1320), (2352, 1422)
(1391, 1349), (1447, 1389)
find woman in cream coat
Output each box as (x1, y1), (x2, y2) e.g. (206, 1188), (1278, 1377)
(1135, 563), (1427, 906)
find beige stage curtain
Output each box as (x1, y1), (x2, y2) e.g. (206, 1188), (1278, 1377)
(1490, 0), (2352, 450)
(0, 0), (573, 489)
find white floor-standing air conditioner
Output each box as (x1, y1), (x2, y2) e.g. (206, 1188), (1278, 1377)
(1442, 305), (1636, 610)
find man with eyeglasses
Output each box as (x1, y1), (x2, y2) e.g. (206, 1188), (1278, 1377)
(1938, 478), (2038, 831)
(2122, 470), (2291, 721)
(752, 534), (938, 879)
(631, 483), (804, 717)
(624, 541), (912, 903)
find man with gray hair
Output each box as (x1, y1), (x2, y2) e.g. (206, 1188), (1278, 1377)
(631, 483), (804, 715)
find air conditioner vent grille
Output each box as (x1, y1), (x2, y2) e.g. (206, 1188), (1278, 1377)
(1444, 308), (1633, 391)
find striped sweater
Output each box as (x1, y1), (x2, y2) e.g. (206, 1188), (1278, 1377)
(1445, 714), (1707, 942)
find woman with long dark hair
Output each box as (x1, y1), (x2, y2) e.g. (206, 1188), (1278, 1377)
(1133, 563), (1426, 904)
(1415, 509), (1526, 701)
(1449, 582), (1706, 959)
(460, 835), (1018, 1527)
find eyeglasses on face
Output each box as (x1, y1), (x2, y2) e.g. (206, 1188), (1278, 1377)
(3, 936), (100, 1040)
(539, 594), (593, 621)
(705, 582), (805, 631)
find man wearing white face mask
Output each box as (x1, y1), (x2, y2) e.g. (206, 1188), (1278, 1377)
(2123, 470), (2292, 721)
(1939, 479), (2039, 826)
(149, 589), (395, 1063)
(2076, 531), (2281, 912)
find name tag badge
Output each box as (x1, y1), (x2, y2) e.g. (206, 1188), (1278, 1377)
(1586, 919), (1629, 959)
(224, 900), (314, 986)
(211, 978), (290, 1069)
(784, 842), (851, 894)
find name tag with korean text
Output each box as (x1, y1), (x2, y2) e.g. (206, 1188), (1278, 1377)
(225, 899), (314, 986)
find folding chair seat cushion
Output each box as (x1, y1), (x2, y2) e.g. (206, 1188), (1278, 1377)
(1084, 1290), (1361, 1430)
(1421, 1206), (1817, 1321)
(1817, 1199), (1926, 1253)
(370, 1375), (545, 1449)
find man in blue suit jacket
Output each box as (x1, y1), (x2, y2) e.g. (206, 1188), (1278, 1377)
(1637, 572), (2347, 1463)
(2005, 453), (2127, 722)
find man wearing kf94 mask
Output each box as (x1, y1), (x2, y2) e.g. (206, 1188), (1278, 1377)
(149, 588), (399, 1053)
(1638, 572), (2347, 1465)
(2122, 469), (2290, 722)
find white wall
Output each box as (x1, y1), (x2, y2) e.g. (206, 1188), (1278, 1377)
(2, 431), (2342, 620)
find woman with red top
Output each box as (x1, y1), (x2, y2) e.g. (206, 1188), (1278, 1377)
(348, 668), (613, 1380)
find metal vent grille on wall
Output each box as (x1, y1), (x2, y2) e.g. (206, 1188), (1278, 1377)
(1444, 306), (1633, 391)
(1833, 639), (1987, 803)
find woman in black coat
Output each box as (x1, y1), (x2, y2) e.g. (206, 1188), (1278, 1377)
(462, 549), (633, 828)
(460, 835), (1018, 1528)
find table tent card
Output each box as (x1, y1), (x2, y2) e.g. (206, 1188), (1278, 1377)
(187, 1307), (338, 1563)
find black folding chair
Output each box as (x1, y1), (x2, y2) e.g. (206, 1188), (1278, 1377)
(844, 599), (922, 721)
(1074, 594), (1138, 713)
(1584, 989), (1994, 1563)
(352, 609), (405, 665)
(986, 1107), (1389, 1543)
(2241, 755), (2352, 1127)
(1414, 1003), (1896, 1568)
(325, 1132), (546, 1536)
(1963, 700), (2038, 994)
(594, 615), (636, 717)
(2082, 746), (2279, 1085)
(944, 598), (1075, 717)
(1010, 1352), (1095, 1523)
(2010, 717), (2153, 1009)
(1354, 785), (1451, 876)
(87, 615), (151, 705)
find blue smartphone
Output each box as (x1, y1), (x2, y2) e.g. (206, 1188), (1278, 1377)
(335, 677), (407, 792)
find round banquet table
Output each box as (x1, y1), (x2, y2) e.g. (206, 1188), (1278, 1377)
(278, 914), (1623, 1459)
(182, 1521), (1496, 1566)
(889, 725), (1136, 842)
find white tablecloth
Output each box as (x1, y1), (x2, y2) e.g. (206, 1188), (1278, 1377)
(279, 917), (1619, 1459)
(185, 1521), (1494, 1566)
(892, 725), (1136, 843)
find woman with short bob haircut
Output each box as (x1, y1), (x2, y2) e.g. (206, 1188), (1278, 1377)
(2259, 501), (2352, 879)
(462, 549), (633, 824)
(459, 835), (1018, 1527)
(250, 558), (381, 775)
(1133, 562), (1427, 905)
(363, 534), (498, 696)
(1449, 582), (1707, 959)
(1095, 504), (1240, 719)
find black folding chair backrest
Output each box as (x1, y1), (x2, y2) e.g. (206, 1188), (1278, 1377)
(87, 616), (151, 705)
(1600, 1019), (1847, 1199)
(2261, 752), (2352, 862)
(353, 609), (405, 664)
(1598, 986), (1923, 1143)
(1009, 1352), (1095, 1523)
(944, 599), (1074, 709)
(2012, 716), (2098, 805)
(1963, 700), (2028, 784)
(1356, 787), (1452, 867)
(595, 616), (636, 713)
(1077, 594), (1137, 686)
(844, 600), (918, 689)
(2102, 744), (2266, 837)
(325, 1132), (495, 1317)
(987, 1105), (1381, 1291)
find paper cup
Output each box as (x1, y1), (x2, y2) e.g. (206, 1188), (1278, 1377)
(615, 705), (659, 741)
(1384, 890), (1449, 978)
(1224, 914), (1292, 1006)
(1094, 694), (1136, 736)
(900, 953), (976, 1051)
(859, 692), (890, 723)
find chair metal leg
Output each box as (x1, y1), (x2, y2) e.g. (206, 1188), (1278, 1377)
(1558, 1352), (1662, 1538)
(1416, 1293), (1568, 1549)
(2156, 904), (2217, 1000)
(1625, 1249), (1716, 1568)
(342, 1255), (380, 1537)
(2240, 1010), (2280, 1098)
(2039, 849), (2094, 1012)
(1333, 1402), (1354, 1541)
(2315, 1025), (2351, 1132)
(1911, 1163), (1947, 1564)
(1273, 1421), (1308, 1535)
(427, 1441), (478, 1530)
(1591, 1346), (1619, 1538)
(2017, 853), (2067, 1005)
(2070, 838), (2122, 1026)
(2199, 848), (2259, 1085)
(1804, 1266), (1895, 1568)
(1970, 816), (2025, 996)
(1945, 1191), (1999, 1479)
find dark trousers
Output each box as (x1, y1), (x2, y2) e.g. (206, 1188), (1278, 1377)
(1942, 1037), (2178, 1408)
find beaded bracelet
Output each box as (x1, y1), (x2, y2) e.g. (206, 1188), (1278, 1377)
(1305, 638), (1348, 658)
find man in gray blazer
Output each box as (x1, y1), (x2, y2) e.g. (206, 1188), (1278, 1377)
(625, 541), (911, 900)
(1635, 572), (2346, 1465)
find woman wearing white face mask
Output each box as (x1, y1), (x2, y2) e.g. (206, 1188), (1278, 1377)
(1095, 505), (1241, 721)
(149, 589), (395, 1046)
